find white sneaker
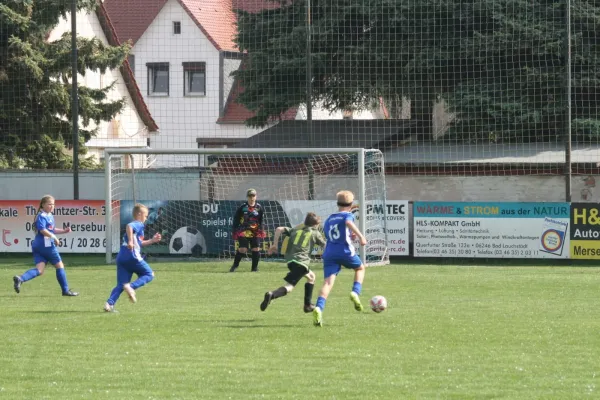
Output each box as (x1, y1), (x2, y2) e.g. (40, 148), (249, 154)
(103, 302), (117, 313)
(123, 283), (137, 303)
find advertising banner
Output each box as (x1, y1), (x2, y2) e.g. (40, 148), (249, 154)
(0, 200), (107, 253)
(570, 203), (600, 259)
(278, 200), (409, 256)
(413, 202), (570, 258)
(119, 200), (410, 258)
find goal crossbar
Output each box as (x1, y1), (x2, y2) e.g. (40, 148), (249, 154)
(104, 148), (382, 265)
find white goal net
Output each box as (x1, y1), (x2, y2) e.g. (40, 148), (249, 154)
(104, 148), (389, 266)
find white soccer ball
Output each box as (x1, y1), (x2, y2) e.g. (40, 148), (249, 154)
(169, 226), (207, 256)
(370, 295), (387, 313)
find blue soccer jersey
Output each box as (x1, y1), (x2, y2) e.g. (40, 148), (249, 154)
(323, 211), (356, 258)
(117, 220), (145, 263)
(32, 212), (56, 249)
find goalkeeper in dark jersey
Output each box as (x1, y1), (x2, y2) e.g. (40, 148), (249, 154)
(229, 188), (266, 272)
(261, 212), (326, 313)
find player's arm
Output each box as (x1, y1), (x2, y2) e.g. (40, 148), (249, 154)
(346, 220), (367, 246)
(36, 215), (60, 245)
(232, 205), (243, 231)
(125, 223), (136, 249)
(258, 206), (264, 228)
(38, 228), (60, 246)
(267, 226), (288, 255)
(314, 231), (327, 247)
(54, 223), (71, 235)
(141, 233), (161, 247)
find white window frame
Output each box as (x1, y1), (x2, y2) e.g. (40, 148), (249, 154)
(147, 63), (169, 96)
(183, 62), (206, 97)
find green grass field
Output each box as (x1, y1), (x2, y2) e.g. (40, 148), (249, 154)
(2, 255), (600, 399)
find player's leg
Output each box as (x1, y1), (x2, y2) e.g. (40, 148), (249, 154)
(13, 251), (48, 294)
(123, 261), (155, 303)
(230, 238), (248, 272)
(51, 250), (78, 296)
(313, 261), (340, 327)
(260, 262), (304, 311)
(105, 263), (133, 312)
(250, 238), (260, 272)
(302, 269), (316, 312)
(343, 255), (365, 311)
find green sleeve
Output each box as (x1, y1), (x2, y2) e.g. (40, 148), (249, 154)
(313, 231), (326, 247)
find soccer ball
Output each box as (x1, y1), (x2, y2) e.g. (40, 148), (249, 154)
(169, 226), (207, 256)
(370, 295), (387, 313)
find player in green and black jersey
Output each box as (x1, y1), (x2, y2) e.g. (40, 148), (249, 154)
(262, 212), (326, 313)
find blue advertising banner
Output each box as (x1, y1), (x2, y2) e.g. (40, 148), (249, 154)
(119, 200), (292, 257)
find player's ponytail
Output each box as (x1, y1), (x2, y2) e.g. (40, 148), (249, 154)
(32, 195), (54, 233)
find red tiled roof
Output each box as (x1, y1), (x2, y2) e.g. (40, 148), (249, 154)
(103, 0), (282, 50)
(96, 1), (159, 131)
(103, 0), (296, 125)
(218, 71), (297, 124)
(232, 0), (286, 14)
(101, 0), (168, 46)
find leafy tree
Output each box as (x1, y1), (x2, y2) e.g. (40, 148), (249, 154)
(234, 0), (600, 143)
(445, 0), (600, 143)
(0, 0), (130, 169)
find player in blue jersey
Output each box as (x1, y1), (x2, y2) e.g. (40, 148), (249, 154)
(103, 203), (161, 313)
(313, 190), (367, 327)
(13, 195), (78, 296)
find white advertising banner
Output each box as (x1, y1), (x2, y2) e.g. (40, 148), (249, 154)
(413, 202), (570, 259)
(0, 200), (107, 253)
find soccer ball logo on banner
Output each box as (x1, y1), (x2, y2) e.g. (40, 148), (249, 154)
(169, 226), (207, 256)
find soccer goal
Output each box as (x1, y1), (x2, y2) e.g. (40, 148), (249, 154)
(104, 148), (389, 266)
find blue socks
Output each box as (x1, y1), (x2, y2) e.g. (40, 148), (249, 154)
(352, 281), (362, 295)
(20, 268), (40, 282)
(20, 267), (71, 294)
(56, 268), (69, 293)
(107, 287), (121, 306)
(316, 296), (326, 311)
(107, 272), (154, 306)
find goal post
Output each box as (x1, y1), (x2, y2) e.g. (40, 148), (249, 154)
(104, 148), (389, 266)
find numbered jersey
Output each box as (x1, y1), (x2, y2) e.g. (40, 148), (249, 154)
(281, 225), (326, 266)
(117, 220), (145, 263)
(323, 211), (355, 258)
(32, 212), (56, 249)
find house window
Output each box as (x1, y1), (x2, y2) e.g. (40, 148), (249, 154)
(173, 21), (181, 34)
(183, 62), (206, 96)
(146, 62), (169, 96)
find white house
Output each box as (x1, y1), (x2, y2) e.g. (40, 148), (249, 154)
(47, 1), (159, 169)
(102, 0), (268, 167)
(102, 0), (398, 168)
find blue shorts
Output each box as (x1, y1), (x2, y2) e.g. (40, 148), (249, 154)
(116, 258), (153, 279)
(32, 247), (62, 266)
(322, 254), (363, 278)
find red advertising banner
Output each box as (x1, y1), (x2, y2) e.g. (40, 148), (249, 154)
(0, 200), (107, 253)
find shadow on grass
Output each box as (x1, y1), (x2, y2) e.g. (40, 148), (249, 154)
(25, 310), (96, 314)
(220, 324), (303, 329)
(212, 318), (305, 328)
(0, 295), (65, 298)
